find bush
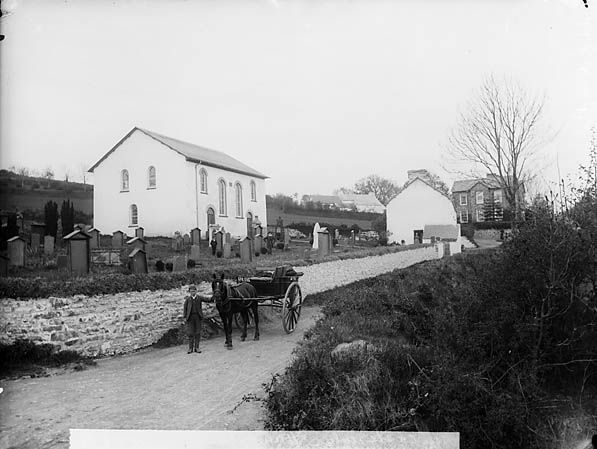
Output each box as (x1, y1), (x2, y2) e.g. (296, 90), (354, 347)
(155, 260), (165, 272)
(276, 242), (285, 250)
(216, 251), (223, 258)
(260, 247), (268, 255)
(165, 262), (173, 272)
(255, 252), (260, 257)
(0, 338), (95, 378)
(187, 259), (196, 269)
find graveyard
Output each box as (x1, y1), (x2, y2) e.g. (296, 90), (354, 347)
(0, 223), (415, 299)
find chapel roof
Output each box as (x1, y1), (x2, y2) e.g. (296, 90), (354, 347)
(88, 127), (269, 179)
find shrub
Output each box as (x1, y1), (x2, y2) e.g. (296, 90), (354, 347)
(187, 259), (196, 269)
(216, 251), (223, 258)
(165, 262), (173, 272)
(276, 242), (285, 250)
(155, 260), (165, 272)
(260, 247), (268, 255)
(255, 252), (260, 257)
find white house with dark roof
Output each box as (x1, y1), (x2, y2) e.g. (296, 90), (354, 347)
(88, 127), (268, 238)
(386, 170), (459, 246)
(338, 193), (385, 213)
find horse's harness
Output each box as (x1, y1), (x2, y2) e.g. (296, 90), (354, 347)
(214, 281), (253, 311)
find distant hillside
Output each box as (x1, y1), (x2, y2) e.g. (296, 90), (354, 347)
(0, 170), (93, 218)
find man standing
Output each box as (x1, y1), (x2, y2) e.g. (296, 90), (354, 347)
(183, 285), (203, 354)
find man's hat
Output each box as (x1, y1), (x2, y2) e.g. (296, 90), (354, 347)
(188, 285), (197, 291)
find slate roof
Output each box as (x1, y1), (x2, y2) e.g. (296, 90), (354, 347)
(307, 195), (344, 207)
(423, 224), (460, 240)
(89, 127), (268, 179)
(339, 193), (385, 208)
(452, 177), (501, 192)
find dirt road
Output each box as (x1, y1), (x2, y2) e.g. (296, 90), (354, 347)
(0, 307), (321, 449)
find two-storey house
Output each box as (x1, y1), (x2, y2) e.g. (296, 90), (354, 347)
(451, 175), (504, 224)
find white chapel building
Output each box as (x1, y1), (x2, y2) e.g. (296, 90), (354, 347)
(386, 170), (459, 246)
(89, 127), (268, 238)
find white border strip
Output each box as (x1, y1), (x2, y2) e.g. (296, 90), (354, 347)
(70, 430), (459, 449)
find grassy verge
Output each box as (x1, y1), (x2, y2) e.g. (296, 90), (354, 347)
(0, 339), (97, 379)
(263, 252), (597, 448)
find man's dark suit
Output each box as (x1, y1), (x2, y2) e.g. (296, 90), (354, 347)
(184, 294), (203, 352)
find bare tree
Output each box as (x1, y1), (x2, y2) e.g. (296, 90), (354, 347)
(41, 167), (54, 188)
(16, 166), (30, 188)
(445, 76), (548, 223)
(353, 174), (401, 206)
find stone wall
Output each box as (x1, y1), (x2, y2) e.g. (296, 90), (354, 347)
(0, 286), (215, 357)
(0, 245), (444, 357)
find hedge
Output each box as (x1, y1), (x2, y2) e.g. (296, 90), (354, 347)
(0, 267), (254, 300)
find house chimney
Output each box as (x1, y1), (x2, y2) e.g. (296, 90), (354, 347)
(407, 169), (430, 181)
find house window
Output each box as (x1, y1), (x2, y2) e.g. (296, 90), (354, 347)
(250, 180), (256, 202)
(199, 168), (208, 194)
(476, 209), (484, 222)
(459, 210), (469, 223)
(148, 166), (156, 189)
(494, 189), (502, 203)
(476, 191), (484, 205)
(459, 194), (467, 206)
(218, 179), (227, 216)
(130, 204), (138, 226)
(121, 169), (129, 192)
(235, 183), (243, 218)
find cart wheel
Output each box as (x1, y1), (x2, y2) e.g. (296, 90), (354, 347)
(234, 309), (253, 329)
(282, 282), (302, 334)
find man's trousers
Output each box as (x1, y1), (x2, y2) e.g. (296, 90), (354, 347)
(186, 314), (202, 351)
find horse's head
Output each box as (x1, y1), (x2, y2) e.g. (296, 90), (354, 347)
(211, 273), (228, 305)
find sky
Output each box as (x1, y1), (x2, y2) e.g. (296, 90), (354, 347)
(0, 0), (596, 199)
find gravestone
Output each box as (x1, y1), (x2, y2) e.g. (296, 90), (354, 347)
(215, 231), (224, 254)
(63, 229), (91, 275)
(240, 237), (252, 263)
(112, 231), (125, 248)
(253, 224), (263, 237)
(335, 229), (340, 240)
(318, 231), (331, 258)
(190, 244), (201, 261)
(128, 248), (148, 274)
(183, 234), (191, 247)
(190, 228), (201, 245)
(312, 223), (321, 249)
(283, 231), (290, 250)
(88, 228), (100, 249)
(173, 255), (187, 271)
(56, 255), (68, 269)
(0, 254), (8, 277)
(225, 232), (231, 244)
(175, 234), (184, 252)
(7, 236), (26, 267)
(135, 227), (145, 239)
(126, 236), (147, 252)
(350, 230), (355, 246)
(223, 242), (232, 258)
(44, 235), (55, 256)
(31, 233), (41, 251)
(254, 234), (263, 253)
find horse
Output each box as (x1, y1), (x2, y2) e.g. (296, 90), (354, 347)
(211, 273), (260, 349)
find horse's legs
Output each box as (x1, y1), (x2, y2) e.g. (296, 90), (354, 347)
(226, 313), (234, 349)
(252, 302), (260, 341)
(241, 309), (251, 341)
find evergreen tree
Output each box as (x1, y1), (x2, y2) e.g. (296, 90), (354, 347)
(44, 201), (59, 237)
(60, 199), (75, 237)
